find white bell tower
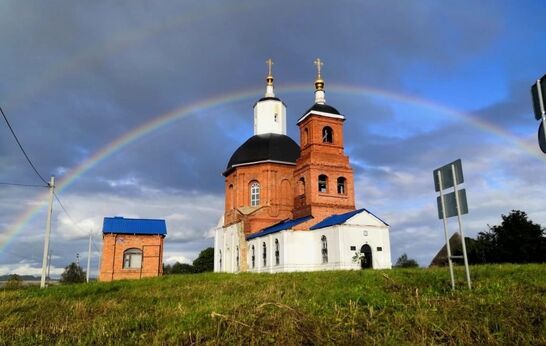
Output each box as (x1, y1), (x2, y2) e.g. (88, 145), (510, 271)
(253, 58), (287, 135)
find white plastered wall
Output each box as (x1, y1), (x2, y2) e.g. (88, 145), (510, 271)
(215, 210), (392, 273)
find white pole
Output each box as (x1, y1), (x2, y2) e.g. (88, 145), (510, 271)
(86, 232), (92, 283)
(451, 164), (472, 289)
(437, 171), (455, 290)
(40, 176), (55, 289)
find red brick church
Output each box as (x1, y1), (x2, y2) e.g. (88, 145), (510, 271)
(215, 59), (391, 273)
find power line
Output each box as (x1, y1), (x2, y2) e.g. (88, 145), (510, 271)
(0, 106), (49, 185)
(53, 192), (86, 233)
(0, 181), (48, 188)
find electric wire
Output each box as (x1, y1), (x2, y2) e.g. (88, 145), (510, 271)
(53, 192), (86, 234)
(0, 182), (48, 188)
(0, 106), (49, 185)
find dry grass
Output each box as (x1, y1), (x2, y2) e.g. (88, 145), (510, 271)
(1, 264), (545, 345)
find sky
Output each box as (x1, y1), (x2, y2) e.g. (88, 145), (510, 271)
(1, 1), (545, 277)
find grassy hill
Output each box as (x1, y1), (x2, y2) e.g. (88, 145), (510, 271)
(1, 264), (545, 345)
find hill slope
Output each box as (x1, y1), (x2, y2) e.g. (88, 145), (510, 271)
(1, 264), (545, 345)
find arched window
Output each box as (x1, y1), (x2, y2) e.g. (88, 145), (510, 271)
(303, 128), (309, 145)
(251, 245), (255, 268)
(275, 239), (280, 266)
(274, 113), (278, 122)
(123, 248), (142, 269)
(321, 236), (328, 263)
(219, 250), (222, 269)
(322, 126), (333, 143)
(262, 242), (267, 267)
(250, 181), (260, 206)
(298, 177), (306, 195)
(236, 246), (239, 270)
(318, 175), (328, 193)
(337, 177), (346, 194)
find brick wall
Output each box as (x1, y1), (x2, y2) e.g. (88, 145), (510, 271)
(99, 233), (164, 282)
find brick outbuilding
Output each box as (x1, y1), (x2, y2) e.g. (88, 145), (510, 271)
(99, 217), (166, 282)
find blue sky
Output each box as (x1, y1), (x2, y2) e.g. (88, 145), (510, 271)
(1, 1), (545, 276)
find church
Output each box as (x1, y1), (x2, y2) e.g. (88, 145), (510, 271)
(214, 59), (391, 273)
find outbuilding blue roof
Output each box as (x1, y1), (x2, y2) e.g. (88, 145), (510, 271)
(246, 216), (312, 240)
(102, 216), (167, 236)
(310, 208), (389, 230)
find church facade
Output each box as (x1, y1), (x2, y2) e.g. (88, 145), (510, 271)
(214, 59), (391, 273)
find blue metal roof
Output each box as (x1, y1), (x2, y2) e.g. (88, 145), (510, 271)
(246, 216), (312, 240)
(102, 216), (167, 235)
(310, 208), (389, 230)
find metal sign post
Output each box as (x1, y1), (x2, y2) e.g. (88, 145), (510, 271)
(451, 164), (472, 289)
(433, 159), (471, 290)
(437, 170), (455, 290)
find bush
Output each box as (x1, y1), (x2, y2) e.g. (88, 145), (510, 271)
(5, 274), (23, 289)
(60, 262), (86, 284)
(394, 253), (419, 268)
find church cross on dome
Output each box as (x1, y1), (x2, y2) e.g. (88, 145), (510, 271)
(313, 58), (326, 104)
(265, 58), (275, 97)
(314, 58), (323, 78)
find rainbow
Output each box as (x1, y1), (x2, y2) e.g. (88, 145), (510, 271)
(1, 84), (541, 254)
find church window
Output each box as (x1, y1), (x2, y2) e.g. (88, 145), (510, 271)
(303, 128), (309, 145)
(262, 242), (267, 266)
(219, 250), (222, 269)
(275, 239), (280, 266)
(322, 126), (333, 143)
(298, 177), (305, 195)
(337, 177), (346, 194)
(123, 248), (142, 269)
(250, 181), (260, 206)
(251, 245), (255, 268)
(274, 113), (278, 122)
(236, 246), (240, 270)
(318, 175), (328, 193)
(321, 236), (328, 263)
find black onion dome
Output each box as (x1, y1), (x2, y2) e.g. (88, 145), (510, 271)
(224, 133), (300, 176)
(305, 103), (341, 115)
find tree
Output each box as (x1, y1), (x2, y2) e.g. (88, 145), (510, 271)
(5, 274), (23, 289)
(394, 253), (419, 268)
(60, 262), (86, 284)
(163, 262), (195, 275)
(470, 210), (546, 264)
(192, 247), (214, 273)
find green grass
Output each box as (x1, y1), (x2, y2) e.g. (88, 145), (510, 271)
(1, 264), (545, 345)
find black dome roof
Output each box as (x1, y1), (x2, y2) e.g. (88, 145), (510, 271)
(224, 133), (300, 176)
(304, 103), (341, 115)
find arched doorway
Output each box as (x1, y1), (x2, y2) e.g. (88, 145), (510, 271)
(360, 244), (372, 269)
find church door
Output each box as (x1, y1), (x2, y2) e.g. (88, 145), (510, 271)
(360, 244), (373, 269)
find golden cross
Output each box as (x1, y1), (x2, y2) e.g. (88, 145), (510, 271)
(266, 58), (273, 76)
(314, 58), (323, 77)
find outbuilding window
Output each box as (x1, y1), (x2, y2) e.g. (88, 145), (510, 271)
(251, 245), (255, 268)
(123, 248), (142, 269)
(321, 236), (328, 263)
(219, 250), (222, 269)
(250, 181), (260, 206)
(318, 175), (328, 193)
